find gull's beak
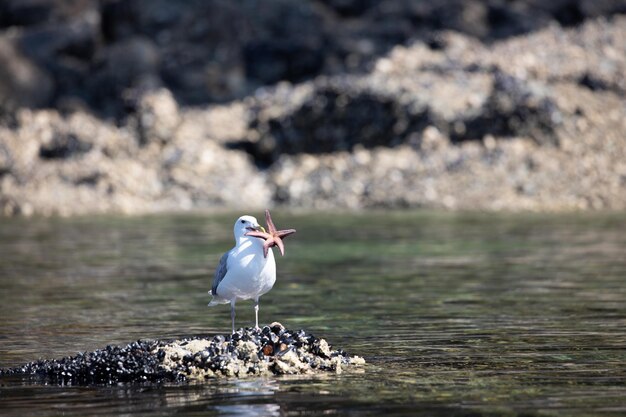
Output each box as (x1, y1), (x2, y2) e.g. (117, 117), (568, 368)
(246, 225), (266, 233)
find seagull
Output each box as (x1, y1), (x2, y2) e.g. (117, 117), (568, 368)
(208, 212), (295, 333)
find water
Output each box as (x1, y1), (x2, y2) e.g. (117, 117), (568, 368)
(0, 211), (625, 416)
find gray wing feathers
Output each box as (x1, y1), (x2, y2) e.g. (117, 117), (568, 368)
(211, 252), (229, 296)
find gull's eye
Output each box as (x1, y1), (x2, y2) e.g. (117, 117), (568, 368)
(240, 220), (246, 224)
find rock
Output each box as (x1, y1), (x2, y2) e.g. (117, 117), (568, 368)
(87, 36), (161, 117)
(450, 71), (562, 145)
(1, 15), (625, 215)
(0, 98), (272, 215)
(0, 36), (54, 113)
(241, 67), (561, 165)
(247, 80), (431, 165)
(2, 0), (624, 118)
(132, 88), (181, 145)
(241, 0), (325, 85)
(0, 142), (12, 175)
(99, 0), (326, 105)
(0, 0), (97, 28)
(38, 132), (93, 159)
(0, 324), (365, 384)
(5, 5), (101, 116)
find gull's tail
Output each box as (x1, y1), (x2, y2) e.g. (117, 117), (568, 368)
(208, 290), (229, 307)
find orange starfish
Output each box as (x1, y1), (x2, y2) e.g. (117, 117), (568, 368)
(245, 209), (296, 258)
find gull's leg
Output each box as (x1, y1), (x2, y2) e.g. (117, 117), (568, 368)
(254, 297), (260, 330)
(230, 299), (236, 334)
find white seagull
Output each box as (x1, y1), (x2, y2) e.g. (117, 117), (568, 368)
(207, 215), (276, 333)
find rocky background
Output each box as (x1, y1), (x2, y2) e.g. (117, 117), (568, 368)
(0, 0), (625, 216)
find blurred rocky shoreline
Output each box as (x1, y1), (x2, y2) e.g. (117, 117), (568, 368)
(0, 1), (625, 216)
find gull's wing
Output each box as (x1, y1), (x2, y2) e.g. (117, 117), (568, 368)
(211, 251), (230, 296)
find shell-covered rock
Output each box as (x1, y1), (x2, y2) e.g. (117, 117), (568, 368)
(0, 323), (365, 384)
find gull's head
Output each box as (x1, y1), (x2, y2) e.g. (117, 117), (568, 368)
(234, 215), (265, 239)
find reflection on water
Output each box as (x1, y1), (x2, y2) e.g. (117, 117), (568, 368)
(0, 211), (625, 416)
(216, 403), (281, 417)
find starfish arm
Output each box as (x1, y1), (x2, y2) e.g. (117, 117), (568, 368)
(263, 239), (273, 258)
(276, 229), (296, 239)
(274, 237), (286, 256)
(245, 231), (271, 240)
(265, 209), (278, 234)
